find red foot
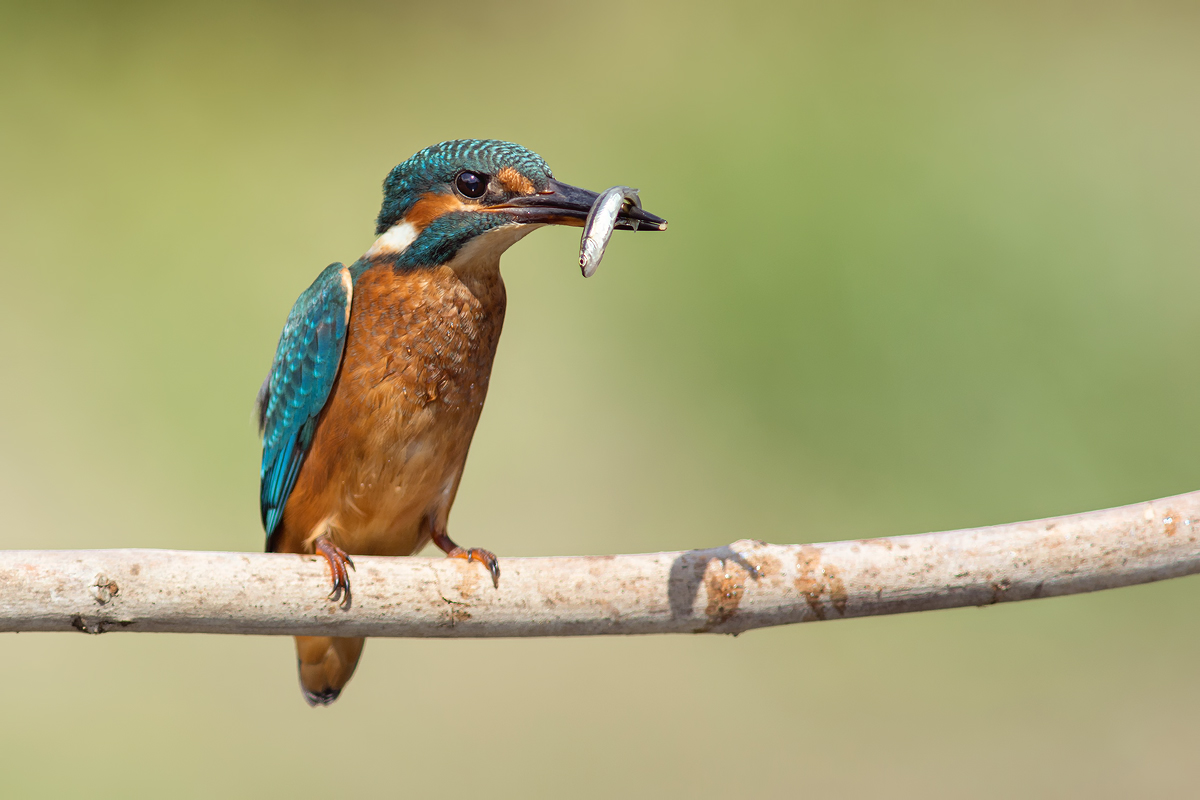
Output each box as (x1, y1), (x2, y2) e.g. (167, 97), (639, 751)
(315, 536), (355, 611)
(445, 546), (500, 589)
(429, 524), (500, 588)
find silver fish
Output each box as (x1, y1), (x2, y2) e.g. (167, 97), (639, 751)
(579, 185), (641, 278)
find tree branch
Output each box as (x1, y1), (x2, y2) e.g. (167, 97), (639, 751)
(2, 491), (1198, 637)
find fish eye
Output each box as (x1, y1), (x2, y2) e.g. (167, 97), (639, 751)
(455, 171), (488, 199)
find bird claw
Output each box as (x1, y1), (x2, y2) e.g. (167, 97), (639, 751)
(315, 537), (354, 611)
(447, 546), (500, 589)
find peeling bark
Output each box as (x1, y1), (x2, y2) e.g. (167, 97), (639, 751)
(1, 492), (1197, 638)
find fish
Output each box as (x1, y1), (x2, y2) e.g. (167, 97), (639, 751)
(579, 186), (642, 278)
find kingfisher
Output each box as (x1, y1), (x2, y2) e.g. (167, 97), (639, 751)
(256, 139), (666, 705)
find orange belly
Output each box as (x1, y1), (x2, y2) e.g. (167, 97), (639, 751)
(270, 260), (506, 557)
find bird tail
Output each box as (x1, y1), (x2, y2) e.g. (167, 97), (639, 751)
(295, 636), (365, 706)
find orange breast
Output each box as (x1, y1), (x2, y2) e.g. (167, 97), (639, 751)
(273, 261), (506, 557)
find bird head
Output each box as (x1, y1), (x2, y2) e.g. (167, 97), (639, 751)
(368, 139), (666, 268)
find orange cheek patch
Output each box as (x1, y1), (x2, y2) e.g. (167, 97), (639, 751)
(497, 167), (535, 195)
(404, 192), (472, 229)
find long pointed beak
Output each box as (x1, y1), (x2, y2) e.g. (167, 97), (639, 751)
(495, 179), (667, 230)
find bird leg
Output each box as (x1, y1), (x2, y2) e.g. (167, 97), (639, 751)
(429, 524), (500, 588)
(314, 535), (355, 611)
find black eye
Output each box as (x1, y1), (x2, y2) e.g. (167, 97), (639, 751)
(455, 171), (487, 199)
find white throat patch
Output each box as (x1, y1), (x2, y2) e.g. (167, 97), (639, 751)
(446, 223), (543, 271)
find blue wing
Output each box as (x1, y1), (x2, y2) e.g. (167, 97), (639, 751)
(257, 263), (353, 543)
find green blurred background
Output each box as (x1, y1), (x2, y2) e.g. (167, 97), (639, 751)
(2, 1), (1198, 796)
